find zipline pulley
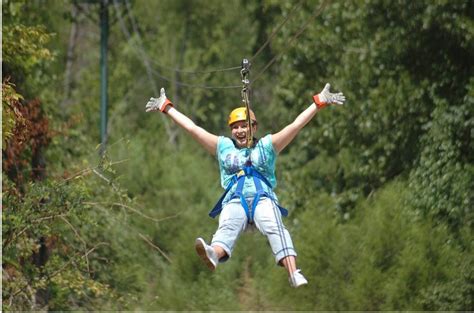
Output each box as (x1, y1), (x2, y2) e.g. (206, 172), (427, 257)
(240, 58), (253, 148)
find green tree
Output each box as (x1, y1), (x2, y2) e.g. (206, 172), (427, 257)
(3, 0), (473, 311)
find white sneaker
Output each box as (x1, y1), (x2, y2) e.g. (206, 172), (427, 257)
(289, 269), (308, 288)
(195, 238), (219, 271)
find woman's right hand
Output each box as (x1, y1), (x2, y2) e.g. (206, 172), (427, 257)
(145, 88), (173, 113)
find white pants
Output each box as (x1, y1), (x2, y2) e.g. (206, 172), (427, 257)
(211, 197), (296, 264)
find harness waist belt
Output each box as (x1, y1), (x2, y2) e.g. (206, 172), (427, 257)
(209, 166), (288, 220)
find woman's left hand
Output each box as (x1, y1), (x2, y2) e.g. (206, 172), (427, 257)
(313, 83), (346, 109)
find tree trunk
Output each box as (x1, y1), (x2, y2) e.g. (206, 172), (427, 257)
(61, 4), (79, 109)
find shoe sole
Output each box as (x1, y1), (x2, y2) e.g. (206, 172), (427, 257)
(292, 281), (308, 288)
(289, 274), (308, 288)
(195, 238), (216, 271)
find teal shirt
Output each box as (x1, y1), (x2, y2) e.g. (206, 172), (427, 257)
(216, 134), (278, 204)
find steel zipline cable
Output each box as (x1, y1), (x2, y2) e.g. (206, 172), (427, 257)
(116, 0), (241, 89)
(124, 0), (240, 74)
(149, 68), (242, 89)
(251, 0), (330, 85)
(148, 62), (241, 75)
(118, 0), (329, 90)
(126, 0), (240, 75)
(249, 0), (305, 63)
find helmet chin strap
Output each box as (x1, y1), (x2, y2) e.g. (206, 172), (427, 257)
(241, 58), (253, 148)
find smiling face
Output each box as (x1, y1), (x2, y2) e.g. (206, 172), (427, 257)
(230, 120), (257, 148)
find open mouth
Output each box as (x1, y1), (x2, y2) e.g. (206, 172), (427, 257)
(236, 134), (246, 141)
(234, 134), (248, 146)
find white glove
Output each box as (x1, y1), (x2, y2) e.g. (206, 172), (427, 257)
(313, 83), (346, 109)
(145, 88), (173, 113)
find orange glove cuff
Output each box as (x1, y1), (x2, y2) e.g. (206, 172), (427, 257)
(313, 95), (327, 109)
(160, 99), (174, 113)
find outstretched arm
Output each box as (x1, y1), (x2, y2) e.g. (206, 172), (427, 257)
(272, 83), (345, 153)
(145, 88), (218, 155)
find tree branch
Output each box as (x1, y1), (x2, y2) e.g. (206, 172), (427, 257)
(84, 201), (181, 223)
(138, 233), (172, 263)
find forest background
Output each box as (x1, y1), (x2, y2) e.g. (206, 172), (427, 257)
(2, 0), (473, 311)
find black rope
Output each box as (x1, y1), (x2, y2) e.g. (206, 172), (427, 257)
(241, 59), (254, 147)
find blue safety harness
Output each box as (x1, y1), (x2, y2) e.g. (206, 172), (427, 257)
(208, 165), (288, 221)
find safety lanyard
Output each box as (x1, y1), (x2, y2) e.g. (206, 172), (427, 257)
(241, 58), (253, 148)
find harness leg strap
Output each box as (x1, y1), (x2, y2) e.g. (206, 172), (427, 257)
(234, 174), (251, 221)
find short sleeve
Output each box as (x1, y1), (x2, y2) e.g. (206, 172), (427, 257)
(216, 136), (234, 159)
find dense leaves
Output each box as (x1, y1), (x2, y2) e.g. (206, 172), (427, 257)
(2, 0), (473, 311)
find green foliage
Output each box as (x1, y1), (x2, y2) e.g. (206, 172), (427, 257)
(2, 176), (118, 310)
(2, 80), (24, 147)
(408, 80), (474, 232)
(2, 0), (473, 311)
(272, 0), (473, 221)
(258, 181), (472, 311)
(2, 24), (54, 74)
(417, 244), (473, 311)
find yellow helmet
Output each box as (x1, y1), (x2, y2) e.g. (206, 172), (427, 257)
(228, 107), (257, 126)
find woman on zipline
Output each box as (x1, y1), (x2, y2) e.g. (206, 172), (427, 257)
(145, 83), (345, 287)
